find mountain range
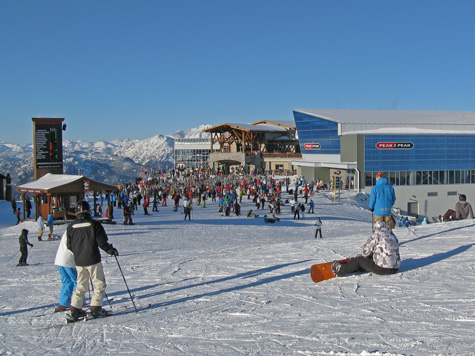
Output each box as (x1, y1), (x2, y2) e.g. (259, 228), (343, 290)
(0, 124), (211, 189)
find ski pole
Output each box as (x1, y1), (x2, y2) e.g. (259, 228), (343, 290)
(104, 291), (113, 309)
(405, 225), (420, 239)
(7, 250), (20, 262)
(114, 255), (138, 313)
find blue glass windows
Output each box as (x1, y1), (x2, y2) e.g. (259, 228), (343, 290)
(293, 112), (340, 155)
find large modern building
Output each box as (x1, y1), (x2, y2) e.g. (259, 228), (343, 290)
(292, 109), (475, 221)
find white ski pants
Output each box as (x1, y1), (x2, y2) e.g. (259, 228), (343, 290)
(71, 262), (107, 309)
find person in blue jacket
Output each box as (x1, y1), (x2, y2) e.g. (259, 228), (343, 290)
(369, 172), (396, 230)
(47, 213), (55, 240)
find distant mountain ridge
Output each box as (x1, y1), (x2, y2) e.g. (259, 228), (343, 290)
(0, 124), (211, 188)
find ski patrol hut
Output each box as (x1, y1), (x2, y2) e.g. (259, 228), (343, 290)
(292, 109), (475, 221)
(15, 173), (117, 221)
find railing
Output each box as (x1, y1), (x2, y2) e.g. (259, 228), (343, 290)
(261, 153), (302, 158)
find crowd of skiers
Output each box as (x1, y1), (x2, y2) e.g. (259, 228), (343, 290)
(12, 167), (475, 314)
(90, 172), (330, 224)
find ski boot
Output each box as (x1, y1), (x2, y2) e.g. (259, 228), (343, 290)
(88, 306), (111, 320)
(67, 306), (87, 323)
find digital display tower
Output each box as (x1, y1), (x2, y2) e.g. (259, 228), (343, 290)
(32, 118), (65, 179)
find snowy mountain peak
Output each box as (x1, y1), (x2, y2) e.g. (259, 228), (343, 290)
(0, 125), (212, 188)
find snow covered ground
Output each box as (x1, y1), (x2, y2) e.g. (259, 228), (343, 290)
(1, 190), (474, 356)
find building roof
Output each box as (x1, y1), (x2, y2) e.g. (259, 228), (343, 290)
(294, 109), (475, 135)
(16, 173), (116, 194)
(252, 120), (296, 129)
(204, 122), (289, 133)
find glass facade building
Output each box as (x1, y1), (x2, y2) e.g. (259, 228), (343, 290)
(364, 135), (475, 187)
(292, 109), (475, 219)
(294, 111), (340, 155)
(174, 138), (213, 170)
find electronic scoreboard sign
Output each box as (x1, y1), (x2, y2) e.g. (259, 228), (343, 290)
(32, 118), (65, 179)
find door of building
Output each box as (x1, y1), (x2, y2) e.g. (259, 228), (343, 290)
(407, 202), (419, 217)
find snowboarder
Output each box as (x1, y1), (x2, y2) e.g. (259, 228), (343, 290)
(314, 217), (323, 239)
(54, 231), (77, 312)
(369, 172), (396, 230)
(331, 221), (400, 277)
(17, 229), (33, 266)
(66, 201), (118, 321)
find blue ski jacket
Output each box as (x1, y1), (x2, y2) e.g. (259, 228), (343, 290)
(369, 177), (396, 217)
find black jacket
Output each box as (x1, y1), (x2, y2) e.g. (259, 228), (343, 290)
(19, 229), (32, 249)
(66, 214), (112, 266)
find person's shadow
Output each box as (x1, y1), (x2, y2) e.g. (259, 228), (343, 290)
(399, 244), (473, 272)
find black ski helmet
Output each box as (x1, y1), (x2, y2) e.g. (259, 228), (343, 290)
(76, 200), (91, 215)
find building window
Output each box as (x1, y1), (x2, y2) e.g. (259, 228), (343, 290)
(365, 169), (475, 187)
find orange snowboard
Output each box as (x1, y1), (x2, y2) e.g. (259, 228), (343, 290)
(310, 259), (351, 283)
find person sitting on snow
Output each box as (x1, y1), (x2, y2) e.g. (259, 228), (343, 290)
(455, 194), (474, 220)
(332, 221), (400, 277)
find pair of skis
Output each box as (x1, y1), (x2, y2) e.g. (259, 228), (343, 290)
(66, 309), (112, 323)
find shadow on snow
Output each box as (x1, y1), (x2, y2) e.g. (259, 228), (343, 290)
(399, 244), (473, 272)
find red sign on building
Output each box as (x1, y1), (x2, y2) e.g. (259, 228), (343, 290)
(304, 143), (321, 150)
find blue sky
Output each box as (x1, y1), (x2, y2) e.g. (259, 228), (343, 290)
(1, 0), (474, 144)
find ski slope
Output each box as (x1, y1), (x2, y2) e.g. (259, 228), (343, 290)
(0, 190), (474, 356)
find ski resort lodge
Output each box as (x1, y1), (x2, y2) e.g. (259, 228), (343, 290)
(291, 109), (475, 221)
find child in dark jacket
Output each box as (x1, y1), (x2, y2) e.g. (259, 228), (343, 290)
(18, 229), (33, 266)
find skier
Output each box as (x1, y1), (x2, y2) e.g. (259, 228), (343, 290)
(143, 199), (150, 215)
(54, 231), (77, 312)
(17, 229), (33, 266)
(152, 197), (158, 212)
(332, 221), (400, 277)
(37, 215), (45, 241)
(183, 198), (192, 220)
(67, 201), (119, 321)
(314, 217), (323, 239)
(15, 208), (21, 225)
(234, 201), (241, 216)
(308, 199), (315, 214)
(369, 172), (396, 230)
(123, 204), (133, 225)
(455, 194), (474, 220)
(299, 203), (305, 219)
(47, 213), (54, 240)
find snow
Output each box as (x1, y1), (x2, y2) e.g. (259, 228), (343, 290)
(15, 173), (83, 192)
(1, 190), (474, 355)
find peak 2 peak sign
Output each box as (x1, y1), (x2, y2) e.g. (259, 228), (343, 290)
(376, 142), (414, 150)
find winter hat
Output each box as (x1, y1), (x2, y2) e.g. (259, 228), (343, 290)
(376, 172), (384, 179)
